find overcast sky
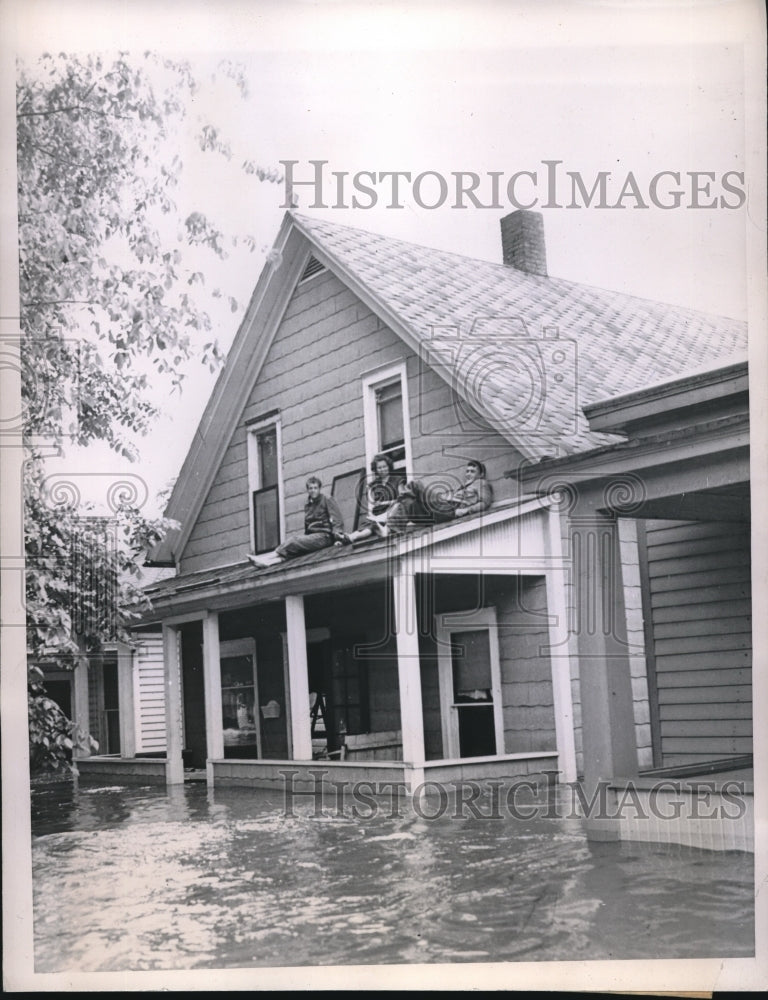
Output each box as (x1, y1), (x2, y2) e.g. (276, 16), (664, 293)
(6, 0), (763, 517)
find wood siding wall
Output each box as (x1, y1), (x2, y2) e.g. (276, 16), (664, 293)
(639, 519), (752, 767)
(419, 574), (556, 760)
(181, 270), (522, 574)
(618, 518), (653, 769)
(134, 633), (166, 753)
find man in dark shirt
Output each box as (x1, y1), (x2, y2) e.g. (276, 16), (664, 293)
(248, 477), (346, 568)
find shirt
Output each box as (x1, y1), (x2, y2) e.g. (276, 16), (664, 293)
(365, 475), (402, 517)
(304, 493), (345, 538)
(451, 478), (493, 515)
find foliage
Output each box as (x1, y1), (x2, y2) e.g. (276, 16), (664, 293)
(18, 51), (278, 771)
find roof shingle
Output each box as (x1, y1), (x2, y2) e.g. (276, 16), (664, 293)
(292, 212), (748, 458)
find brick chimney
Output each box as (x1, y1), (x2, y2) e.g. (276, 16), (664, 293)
(500, 210), (548, 277)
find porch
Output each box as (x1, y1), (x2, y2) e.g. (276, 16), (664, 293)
(128, 497), (579, 793)
(517, 357), (753, 850)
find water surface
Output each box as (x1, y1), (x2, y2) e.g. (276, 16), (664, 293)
(31, 778), (754, 972)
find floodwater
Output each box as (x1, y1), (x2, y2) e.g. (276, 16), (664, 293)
(31, 777), (754, 973)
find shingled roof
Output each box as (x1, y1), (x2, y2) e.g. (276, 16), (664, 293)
(150, 210), (748, 566)
(291, 211), (748, 458)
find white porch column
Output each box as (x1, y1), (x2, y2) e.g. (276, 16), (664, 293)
(116, 641), (136, 759)
(72, 655), (91, 760)
(202, 613), (224, 781)
(544, 507), (578, 783)
(162, 624), (184, 784)
(393, 557), (425, 785)
(285, 595), (312, 760)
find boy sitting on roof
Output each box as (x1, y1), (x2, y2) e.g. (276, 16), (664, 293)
(248, 476), (346, 568)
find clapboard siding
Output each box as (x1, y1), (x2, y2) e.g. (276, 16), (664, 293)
(655, 667), (751, 689)
(641, 519), (752, 766)
(418, 575), (556, 759)
(653, 604), (752, 628)
(650, 582), (750, 608)
(659, 701), (753, 720)
(659, 683), (752, 704)
(181, 269), (521, 573)
(134, 633), (167, 753)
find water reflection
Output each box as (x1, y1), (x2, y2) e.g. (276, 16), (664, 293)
(31, 778), (754, 972)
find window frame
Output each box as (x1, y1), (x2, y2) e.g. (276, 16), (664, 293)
(246, 415), (285, 554)
(219, 637), (261, 758)
(434, 606), (505, 760)
(361, 361), (412, 479)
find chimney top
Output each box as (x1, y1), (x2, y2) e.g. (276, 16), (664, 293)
(500, 210), (548, 277)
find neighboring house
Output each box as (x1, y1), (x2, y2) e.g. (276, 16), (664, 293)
(75, 209), (751, 847)
(41, 636), (161, 764)
(39, 566), (170, 774)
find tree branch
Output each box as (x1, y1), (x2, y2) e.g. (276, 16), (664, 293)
(18, 104), (131, 120)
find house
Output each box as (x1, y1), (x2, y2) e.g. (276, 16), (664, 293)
(74, 209), (751, 847)
(38, 560), (170, 774)
(40, 633), (164, 768)
(517, 353), (753, 847)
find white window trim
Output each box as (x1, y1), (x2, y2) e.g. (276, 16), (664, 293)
(361, 361), (412, 478)
(434, 606), (505, 761)
(220, 637), (261, 758)
(247, 416), (285, 553)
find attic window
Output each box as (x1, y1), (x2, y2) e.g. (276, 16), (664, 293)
(299, 256), (326, 282)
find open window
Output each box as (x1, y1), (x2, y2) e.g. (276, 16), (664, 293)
(435, 607), (505, 759)
(247, 416), (284, 555)
(362, 362), (412, 478)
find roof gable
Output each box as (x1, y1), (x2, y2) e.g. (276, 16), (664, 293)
(152, 211), (747, 564)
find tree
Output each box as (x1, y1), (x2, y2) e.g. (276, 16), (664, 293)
(18, 52), (279, 770)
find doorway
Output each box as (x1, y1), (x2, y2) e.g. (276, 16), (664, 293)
(436, 607), (504, 759)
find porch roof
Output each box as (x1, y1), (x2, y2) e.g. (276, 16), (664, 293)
(513, 357), (750, 522)
(138, 495), (551, 623)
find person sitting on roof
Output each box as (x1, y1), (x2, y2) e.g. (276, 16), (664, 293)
(374, 460), (493, 537)
(430, 459), (494, 524)
(344, 453), (403, 544)
(369, 478), (429, 537)
(248, 476), (346, 568)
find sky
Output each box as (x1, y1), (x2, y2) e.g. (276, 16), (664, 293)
(4, 0), (763, 520)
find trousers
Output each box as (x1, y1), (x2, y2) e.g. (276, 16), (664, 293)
(276, 532), (334, 558)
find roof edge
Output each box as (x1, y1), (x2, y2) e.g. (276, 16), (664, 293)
(585, 356), (748, 433)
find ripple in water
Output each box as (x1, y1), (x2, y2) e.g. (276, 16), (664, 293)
(30, 779), (754, 972)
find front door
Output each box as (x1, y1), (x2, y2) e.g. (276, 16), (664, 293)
(436, 607), (505, 759)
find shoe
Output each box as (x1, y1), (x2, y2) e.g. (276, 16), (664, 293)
(248, 554), (270, 568)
